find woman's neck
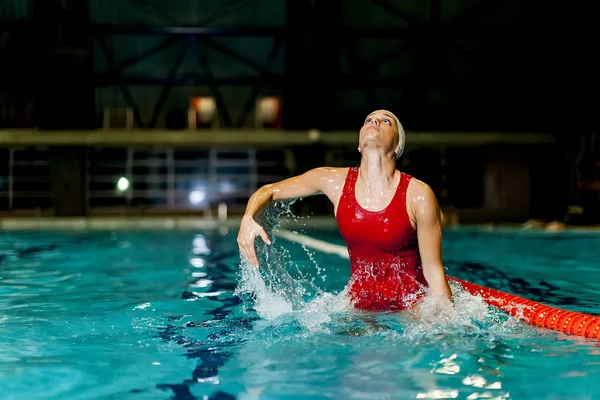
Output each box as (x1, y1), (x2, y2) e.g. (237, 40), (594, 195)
(358, 152), (398, 190)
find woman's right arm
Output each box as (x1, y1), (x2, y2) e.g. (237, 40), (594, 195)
(237, 167), (337, 267)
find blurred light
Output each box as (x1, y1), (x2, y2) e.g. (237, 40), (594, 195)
(191, 96), (216, 124)
(193, 236), (207, 248)
(193, 235), (211, 255)
(189, 189), (206, 205)
(218, 202), (227, 222)
(308, 129), (320, 141)
(117, 177), (129, 192)
(568, 205), (584, 215)
(256, 96), (281, 127)
(218, 181), (236, 194)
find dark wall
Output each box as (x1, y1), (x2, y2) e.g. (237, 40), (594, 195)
(35, 0), (96, 130)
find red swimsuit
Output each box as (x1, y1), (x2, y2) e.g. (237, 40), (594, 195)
(337, 167), (427, 311)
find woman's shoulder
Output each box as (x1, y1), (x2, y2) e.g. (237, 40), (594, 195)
(309, 166), (351, 178)
(300, 167), (351, 196)
(301, 166), (351, 186)
(404, 174), (436, 198)
(315, 166), (351, 172)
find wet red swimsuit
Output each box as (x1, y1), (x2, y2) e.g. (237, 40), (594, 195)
(337, 167), (427, 311)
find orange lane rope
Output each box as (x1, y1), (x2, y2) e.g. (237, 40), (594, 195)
(448, 276), (600, 340)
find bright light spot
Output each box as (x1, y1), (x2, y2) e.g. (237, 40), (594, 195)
(193, 236), (211, 255)
(193, 236), (207, 248)
(416, 390), (459, 399)
(189, 189), (206, 205)
(257, 96), (280, 124)
(192, 96), (216, 124)
(117, 177), (130, 191)
(152, 362), (161, 366)
(462, 375), (487, 388)
(190, 257), (205, 268)
(190, 279), (213, 288)
(184, 291), (224, 300)
(197, 376), (219, 384)
(433, 353), (460, 375)
(466, 392), (496, 400)
(485, 382), (502, 390)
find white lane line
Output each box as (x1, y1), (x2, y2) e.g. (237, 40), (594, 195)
(274, 229), (350, 259)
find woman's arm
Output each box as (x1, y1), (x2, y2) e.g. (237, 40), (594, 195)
(411, 181), (453, 302)
(237, 167), (340, 267)
(242, 167), (332, 219)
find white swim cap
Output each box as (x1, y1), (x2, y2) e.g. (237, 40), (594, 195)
(380, 110), (405, 159)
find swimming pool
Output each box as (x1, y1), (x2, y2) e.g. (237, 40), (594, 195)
(1, 224), (599, 399)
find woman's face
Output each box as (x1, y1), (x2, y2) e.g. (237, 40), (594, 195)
(359, 110), (399, 153)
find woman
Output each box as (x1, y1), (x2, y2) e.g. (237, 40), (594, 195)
(237, 110), (453, 311)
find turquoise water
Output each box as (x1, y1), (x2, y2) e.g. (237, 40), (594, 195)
(1, 226), (600, 399)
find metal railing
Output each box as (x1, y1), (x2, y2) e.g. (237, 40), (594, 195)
(86, 147), (289, 212)
(0, 147), (289, 213)
(0, 147), (53, 212)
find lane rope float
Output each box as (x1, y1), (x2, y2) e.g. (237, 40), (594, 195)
(448, 276), (600, 339)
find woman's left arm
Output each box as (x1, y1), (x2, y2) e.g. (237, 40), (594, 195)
(412, 182), (453, 302)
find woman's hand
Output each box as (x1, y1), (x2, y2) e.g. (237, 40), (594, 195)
(237, 216), (271, 268)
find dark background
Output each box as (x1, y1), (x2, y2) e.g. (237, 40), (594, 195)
(1, 0), (599, 223)
(1, 0), (597, 134)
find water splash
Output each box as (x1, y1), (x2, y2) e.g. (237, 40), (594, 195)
(234, 202), (532, 341)
(234, 200), (351, 325)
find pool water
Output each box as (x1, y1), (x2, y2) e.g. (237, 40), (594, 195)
(1, 226), (599, 399)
